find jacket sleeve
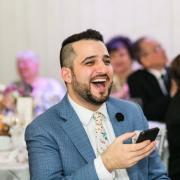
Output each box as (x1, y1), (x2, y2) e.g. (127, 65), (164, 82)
(25, 123), (98, 180)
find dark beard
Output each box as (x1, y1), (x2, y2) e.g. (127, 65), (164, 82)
(85, 88), (111, 105)
(71, 72), (112, 105)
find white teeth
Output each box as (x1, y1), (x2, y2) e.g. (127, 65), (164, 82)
(92, 78), (106, 83)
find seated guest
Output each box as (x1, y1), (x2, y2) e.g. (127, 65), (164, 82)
(0, 85), (18, 114)
(128, 37), (171, 122)
(0, 85), (7, 113)
(165, 54), (180, 180)
(106, 36), (140, 99)
(7, 50), (66, 116)
(0, 114), (9, 136)
(25, 29), (169, 179)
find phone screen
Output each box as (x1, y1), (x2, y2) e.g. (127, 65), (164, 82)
(136, 127), (159, 143)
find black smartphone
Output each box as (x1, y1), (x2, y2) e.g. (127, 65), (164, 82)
(136, 127), (159, 143)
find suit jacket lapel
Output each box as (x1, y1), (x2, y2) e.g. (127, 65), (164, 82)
(145, 70), (163, 94)
(106, 98), (138, 176)
(58, 95), (95, 162)
(106, 99), (130, 137)
(58, 96), (139, 176)
(166, 67), (171, 92)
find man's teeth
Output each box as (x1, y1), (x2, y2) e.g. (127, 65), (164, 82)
(92, 79), (106, 83)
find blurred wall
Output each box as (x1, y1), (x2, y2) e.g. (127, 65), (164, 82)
(0, 0), (180, 85)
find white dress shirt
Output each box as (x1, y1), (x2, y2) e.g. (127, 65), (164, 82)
(148, 69), (168, 95)
(68, 95), (129, 180)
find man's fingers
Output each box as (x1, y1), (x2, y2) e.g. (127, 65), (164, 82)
(133, 140), (153, 151)
(132, 145), (156, 163)
(135, 141), (156, 156)
(124, 139), (151, 152)
(126, 142), (156, 166)
(130, 141), (156, 159)
(117, 132), (136, 143)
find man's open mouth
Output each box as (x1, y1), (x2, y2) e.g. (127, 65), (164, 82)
(91, 76), (109, 92)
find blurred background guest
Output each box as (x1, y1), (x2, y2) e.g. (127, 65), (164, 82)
(0, 85), (19, 115)
(128, 37), (171, 123)
(165, 54), (180, 180)
(106, 36), (140, 99)
(5, 50), (66, 116)
(0, 84), (6, 113)
(0, 85), (11, 136)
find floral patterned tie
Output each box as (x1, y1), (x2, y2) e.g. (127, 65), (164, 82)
(93, 111), (110, 155)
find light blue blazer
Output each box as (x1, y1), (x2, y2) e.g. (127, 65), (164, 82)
(25, 94), (169, 180)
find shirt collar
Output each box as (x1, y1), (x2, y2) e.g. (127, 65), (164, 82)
(68, 95), (108, 126)
(148, 68), (166, 79)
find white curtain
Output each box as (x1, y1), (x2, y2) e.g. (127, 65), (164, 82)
(0, 0), (180, 84)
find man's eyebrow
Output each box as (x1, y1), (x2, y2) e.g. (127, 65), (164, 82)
(81, 55), (97, 63)
(81, 55), (110, 64)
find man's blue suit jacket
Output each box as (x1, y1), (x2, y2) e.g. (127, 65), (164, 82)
(25, 94), (169, 180)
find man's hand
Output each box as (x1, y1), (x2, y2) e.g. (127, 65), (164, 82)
(101, 132), (156, 172)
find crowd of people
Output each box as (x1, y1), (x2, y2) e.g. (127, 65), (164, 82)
(0, 50), (66, 117)
(106, 34), (180, 179)
(0, 29), (180, 179)
(0, 50), (66, 141)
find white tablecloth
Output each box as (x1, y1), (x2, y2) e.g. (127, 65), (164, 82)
(0, 150), (29, 180)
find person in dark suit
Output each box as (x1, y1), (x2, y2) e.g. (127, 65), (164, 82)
(128, 37), (171, 122)
(165, 54), (180, 180)
(25, 30), (169, 179)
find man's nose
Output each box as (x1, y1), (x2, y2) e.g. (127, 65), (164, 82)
(95, 61), (108, 73)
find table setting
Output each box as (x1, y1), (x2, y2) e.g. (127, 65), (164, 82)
(0, 95), (33, 180)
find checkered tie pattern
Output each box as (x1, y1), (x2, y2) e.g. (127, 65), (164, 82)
(93, 111), (110, 155)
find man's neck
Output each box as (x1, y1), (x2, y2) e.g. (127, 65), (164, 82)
(68, 92), (101, 111)
(148, 66), (166, 71)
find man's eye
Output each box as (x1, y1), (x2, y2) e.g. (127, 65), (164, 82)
(104, 60), (111, 65)
(85, 61), (94, 65)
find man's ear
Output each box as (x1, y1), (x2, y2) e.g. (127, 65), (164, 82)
(60, 67), (72, 84)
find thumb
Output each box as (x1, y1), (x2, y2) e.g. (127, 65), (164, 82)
(118, 132), (136, 143)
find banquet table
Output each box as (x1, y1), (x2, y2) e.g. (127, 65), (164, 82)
(0, 150), (29, 180)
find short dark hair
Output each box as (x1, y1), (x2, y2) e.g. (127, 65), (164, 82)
(106, 36), (133, 59)
(132, 37), (146, 63)
(59, 29), (104, 68)
(171, 54), (180, 89)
